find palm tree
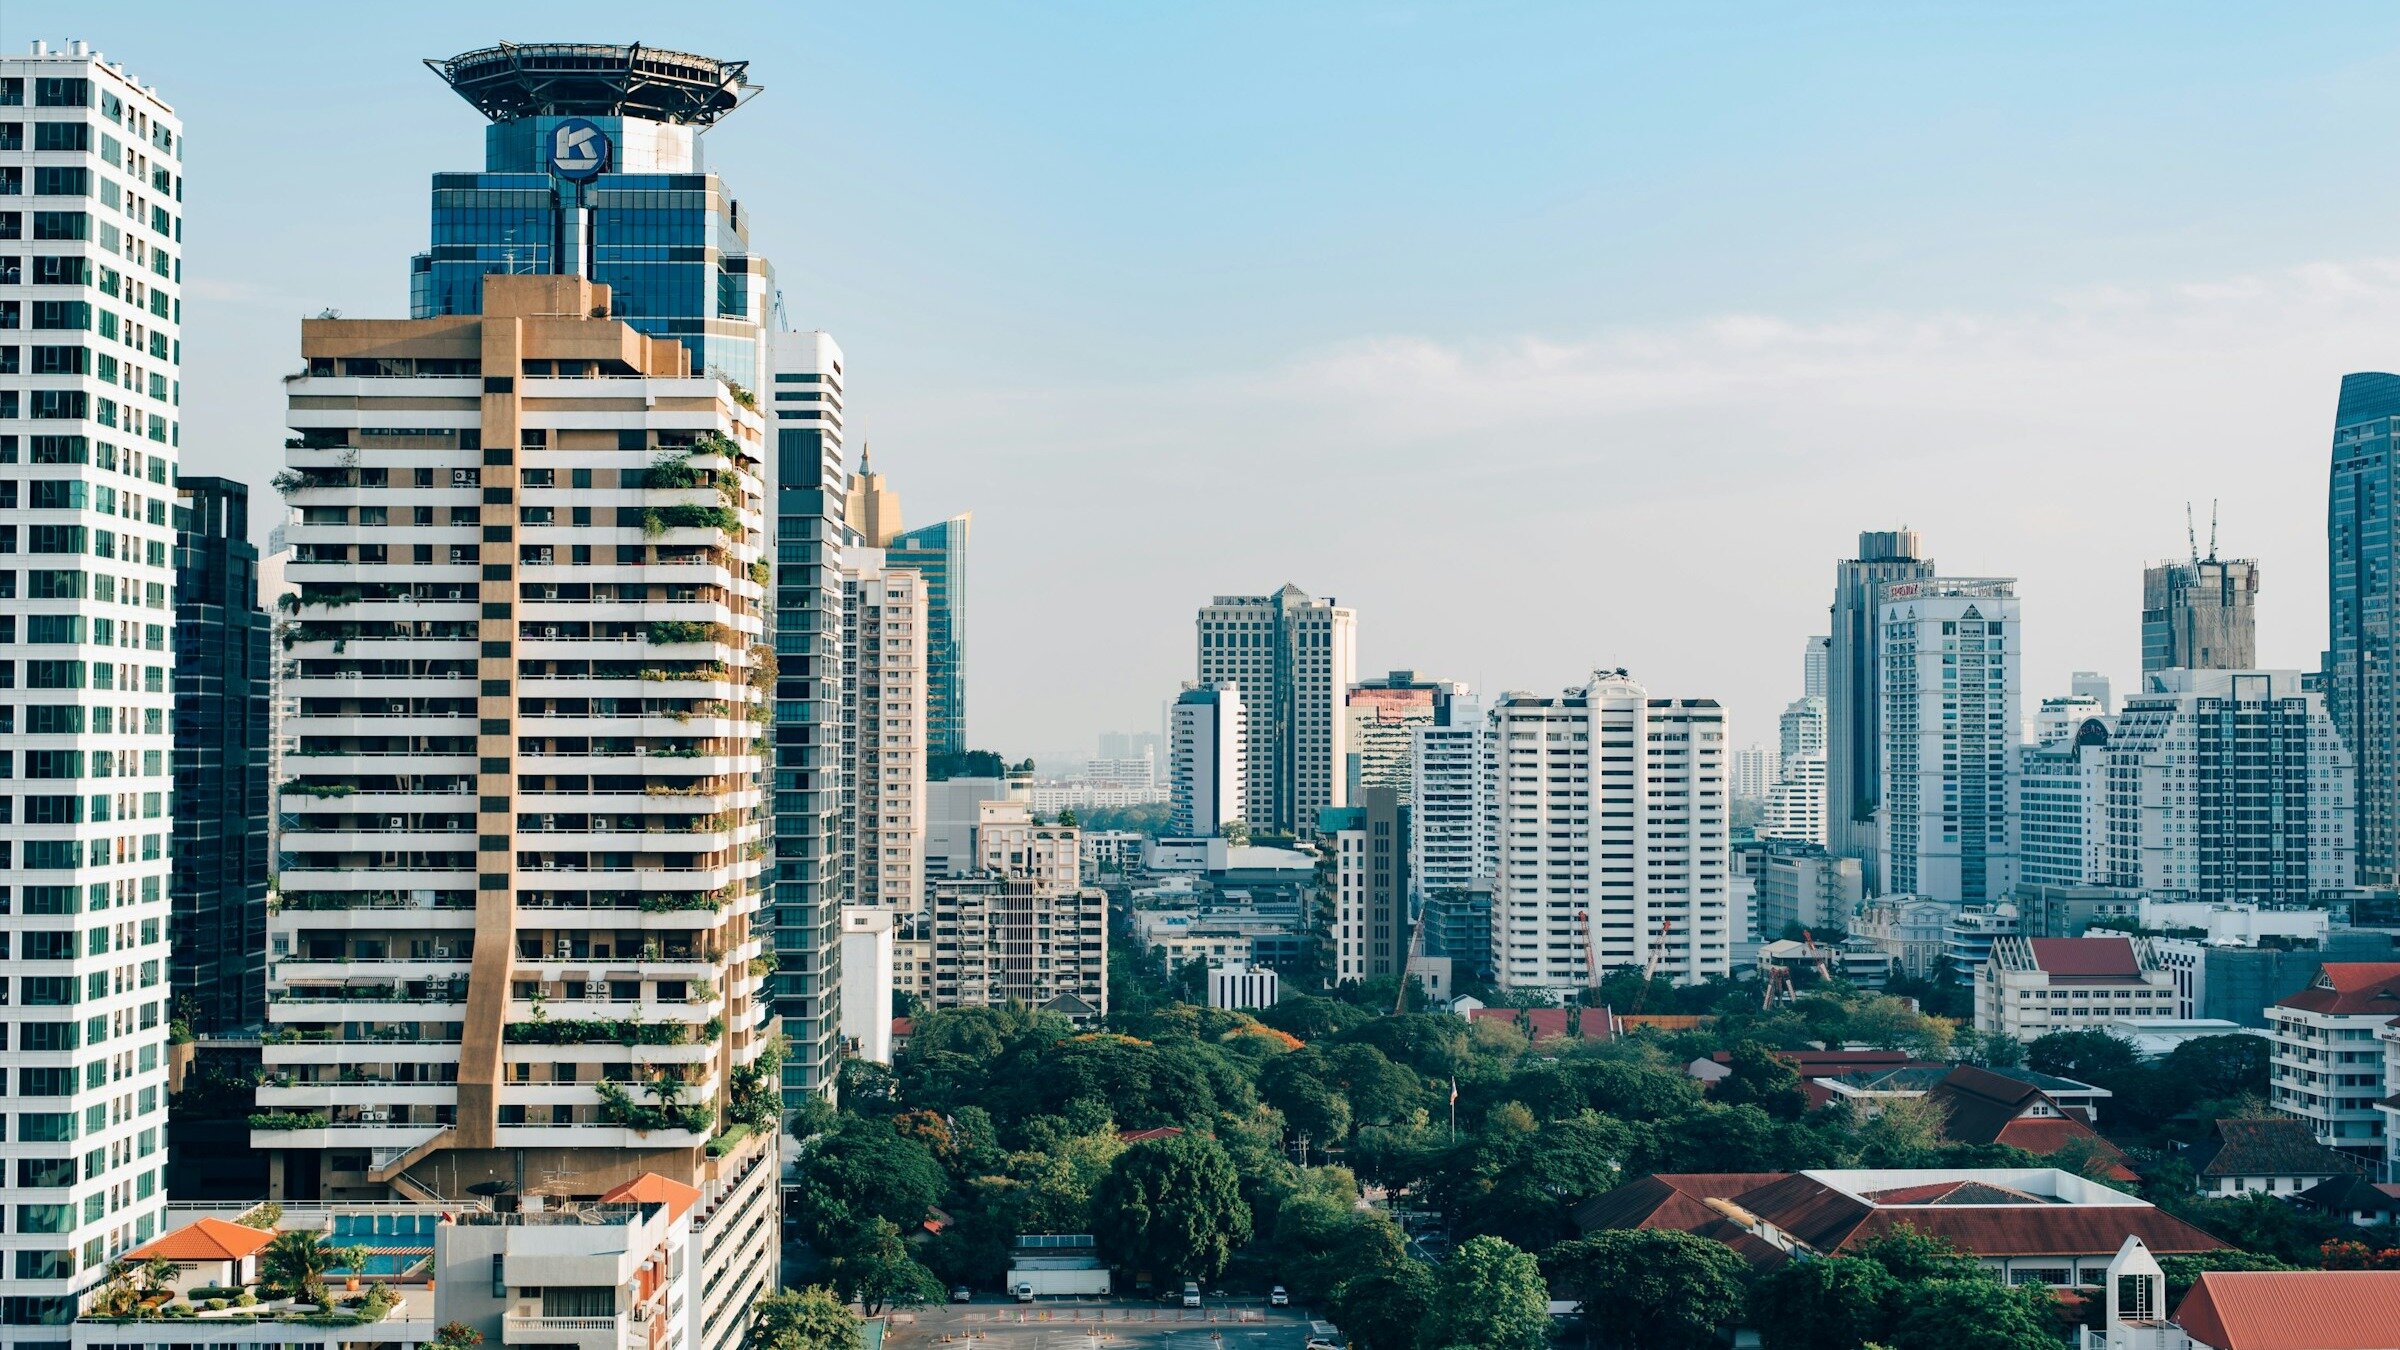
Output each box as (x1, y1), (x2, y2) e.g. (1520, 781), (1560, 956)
(260, 1231), (354, 1305)
(139, 1255), (182, 1300)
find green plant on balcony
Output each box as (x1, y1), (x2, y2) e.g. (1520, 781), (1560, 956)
(692, 429), (741, 460)
(748, 952), (780, 978)
(647, 620), (713, 645)
(279, 781), (355, 799)
(643, 503), (739, 536)
(639, 892), (721, 913)
(702, 1014), (726, 1041)
(723, 380), (757, 411)
(247, 1111), (330, 1131)
(748, 559), (770, 586)
(645, 452), (702, 490)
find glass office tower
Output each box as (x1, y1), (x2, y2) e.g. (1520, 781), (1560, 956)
(888, 514), (969, 758)
(2326, 371), (2400, 888)
(413, 44), (773, 394)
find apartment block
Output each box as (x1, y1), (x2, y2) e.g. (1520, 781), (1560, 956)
(926, 802), (1107, 1020)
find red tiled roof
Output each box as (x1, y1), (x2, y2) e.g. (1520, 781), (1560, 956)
(1863, 1180), (2045, 1206)
(1523, 1008), (1570, 1040)
(2277, 964), (2400, 1017)
(2028, 937), (2140, 981)
(1466, 1007), (1520, 1024)
(1725, 1172), (2226, 1259)
(2174, 1270), (2400, 1350)
(600, 1173), (701, 1223)
(1569, 1173), (1790, 1235)
(892, 1017), (915, 1036)
(1117, 1126), (1185, 1143)
(1925, 1067), (2138, 1180)
(127, 1217), (274, 1263)
(1708, 1049), (1917, 1072)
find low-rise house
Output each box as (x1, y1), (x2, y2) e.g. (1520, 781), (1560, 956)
(2295, 1174), (2400, 1228)
(2184, 1118), (2368, 1198)
(2086, 1234), (2400, 1350)
(121, 1217), (276, 1297)
(1975, 935), (2179, 1041)
(1572, 1167), (2223, 1286)
(1925, 1066), (2135, 1180)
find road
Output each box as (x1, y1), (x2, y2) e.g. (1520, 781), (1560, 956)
(885, 1298), (1324, 1349)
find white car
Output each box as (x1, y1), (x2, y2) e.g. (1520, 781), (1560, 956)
(1270, 1285), (1289, 1307)
(1180, 1282), (1202, 1308)
(1013, 1283), (1035, 1303)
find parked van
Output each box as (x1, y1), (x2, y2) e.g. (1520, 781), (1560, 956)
(1181, 1281), (1202, 1308)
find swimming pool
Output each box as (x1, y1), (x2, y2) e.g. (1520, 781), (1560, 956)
(325, 1214), (437, 1276)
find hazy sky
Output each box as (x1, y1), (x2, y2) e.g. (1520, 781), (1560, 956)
(28, 2), (2400, 762)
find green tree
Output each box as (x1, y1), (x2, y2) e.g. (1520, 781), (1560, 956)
(2026, 1029), (2142, 1087)
(1712, 1042), (1809, 1120)
(823, 1217), (946, 1316)
(1845, 994), (1956, 1058)
(1328, 1259), (1436, 1350)
(2156, 1250), (2298, 1304)
(1748, 1255), (1900, 1350)
(1887, 1278), (2059, 1350)
(1416, 1236), (1551, 1350)
(1091, 1132), (1254, 1284)
(1259, 994), (1373, 1041)
(788, 1117), (948, 1252)
(1548, 1229), (1750, 1350)
(743, 1287), (862, 1350)
(259, 1230), (358, 1305)
(1850, 1226), (1984, 1283)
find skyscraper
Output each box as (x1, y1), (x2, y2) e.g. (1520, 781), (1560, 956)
(1168, 681), (1245, 837)
(887, 514), (970, 759)
(844, 446), (901, 550)
(2143, 554), (2258, 673)
(1326, 786), (1408, 983)
(1410, 697), (1492, 909)
(1878, 577), (2022, 905)
(1343, 669), (1467, 797)
(840, 550), (927, 910)
(1488, 671), (1730, 990)
(0, 40), (182, 1322)
(1803, 635), (1830, 700)
(770, 331), (849, 1102)
(171, 477), (270, 1034)
(2326, 371), (2400, 887)
(1195, 585), (1358, 838)
(1826, 530), (1936, 887)
(259, 45), (786, 1210)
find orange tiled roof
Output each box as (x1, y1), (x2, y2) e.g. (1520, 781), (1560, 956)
(600, 1173), (701, 1223)
(127, 1217), (274, 1263)
(2174, 1270), (2400, 1350)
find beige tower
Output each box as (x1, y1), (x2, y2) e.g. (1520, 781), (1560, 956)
(846, 445), (903, 547)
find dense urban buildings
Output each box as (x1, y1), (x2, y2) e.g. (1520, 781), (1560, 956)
(170, 476), (268, 1034)
(0, 40), (184, 1325)
(1168, 680), (1244, 837)
(925, 801), (1107, 1019)
(1195, 585), (1357, 839)
(1409, 694), (1492, 909)
(1326, 786), (1408, 984)
(1878, 576), (2022, 906)
(1487, 670), (1730, 991)
(1825, 529), (1936, 887)
(2326, 371), (2400, 889)
(1973, 935), (2178, 1041)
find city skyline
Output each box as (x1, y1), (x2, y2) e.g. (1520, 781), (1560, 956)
(23, 3), (2400, 761)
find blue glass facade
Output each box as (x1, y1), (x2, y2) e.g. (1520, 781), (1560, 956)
(2325, 372), (2400, 886)
(888, 515), (968, 757)
(409, 115), (768, 391)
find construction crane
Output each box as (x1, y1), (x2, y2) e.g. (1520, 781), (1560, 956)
(1625, 916), (1673, 1015)
(1577, 910), (1599, 989)
(1394, 901), (1431, 1015)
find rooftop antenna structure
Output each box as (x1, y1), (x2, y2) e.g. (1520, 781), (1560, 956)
(2208, 499), (2219, 563)
(2186, 502), (2199, 566)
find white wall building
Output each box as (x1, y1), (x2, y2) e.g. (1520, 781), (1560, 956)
(2266, 963), (2400, 1159)
(0, 40), (182, 1319)
(1344, 670), (1467, 797)
(1974, 935), (2178, 1041)
(1168, 680), (1245, 837)
(1195, 585), (1356, 839)
(1855, 897), (1956, 978)
(1752, 846), (1864, 938)
(1208, 961), (1279, 1011)
(925, 770), (1030, 879)
(1731, 744), (1780, 802)
(838, 906), (896, 1063)
(1410, 698), (1492, 907)
(926, 801), (1109, 1020)
(1879, 578), (2022, 906)
(1488, 670), (1730, 991)
(1761, 752), (1827, 845)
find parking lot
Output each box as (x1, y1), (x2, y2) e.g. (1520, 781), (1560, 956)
(885, 1298), (1326, 1348)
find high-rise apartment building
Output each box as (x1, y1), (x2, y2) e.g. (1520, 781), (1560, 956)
(1826, 530), (1936, 887)
(1730, 744), (1780, 801)
(886, 514), (969, 759)
(2093, 670), (2354, 905)
(1803, 635), (1830, 700)
(769, 332), (849, 1102)
(0, 40), (183, 1324)
(1487, 670), (1730, 991)
(1195, 585), (1357, 839)
(2143, 554), (2258, 674)
(840, 550), (926, 910)
(1779, 695), (1825, 766)
(262, 271), (780, 1202)
(2326, 371), (2400, 888)
(1325, 786), (1407, 984)
(1409, 697), (1492, 908)
(926, 801), (1107, 1020)
(171, 477), (268, 1034)
(1168, 681), (1244, 837)
(2017, 709), (2107, 891)
(2071, 670), (2114, 712)
(1878, 577), (2021, 905)
(1760, 753), (1826, 845)
(1343, 669), (1466, 797)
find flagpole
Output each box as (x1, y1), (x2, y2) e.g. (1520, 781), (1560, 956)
(1448, 1079), (1457, 1143)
